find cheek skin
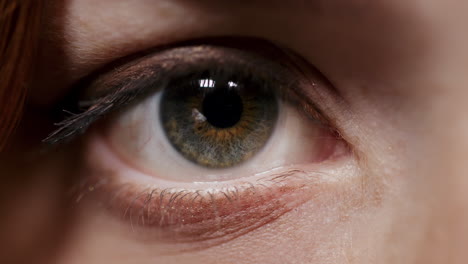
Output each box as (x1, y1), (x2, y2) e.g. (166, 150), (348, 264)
(0, 165), (63, 264)
(0, 136), (80, 264)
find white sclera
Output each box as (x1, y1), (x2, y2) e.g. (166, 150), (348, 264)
(105, 89), (330, 182)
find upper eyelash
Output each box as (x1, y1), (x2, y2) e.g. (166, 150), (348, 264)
(43, 85), (146, 144)
(43, 44), (329, 145)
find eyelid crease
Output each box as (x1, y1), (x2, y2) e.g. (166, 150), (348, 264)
(43, 44), (332, 145)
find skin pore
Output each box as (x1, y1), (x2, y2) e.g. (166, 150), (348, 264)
(3, 0), (468, 263)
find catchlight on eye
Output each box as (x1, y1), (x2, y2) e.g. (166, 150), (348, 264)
(160, 73), (278, 168)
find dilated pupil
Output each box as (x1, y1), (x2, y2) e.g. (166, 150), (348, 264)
(202, 88), (243, 128)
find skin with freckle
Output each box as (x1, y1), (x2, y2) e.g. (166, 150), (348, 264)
(4, 0), (468, 264)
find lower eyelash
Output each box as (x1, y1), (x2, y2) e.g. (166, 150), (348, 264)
(74, 167), (315, 248)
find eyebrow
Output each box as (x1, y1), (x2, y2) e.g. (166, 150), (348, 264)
(33, 0), (393, 107)
(60, 0), (374, 71)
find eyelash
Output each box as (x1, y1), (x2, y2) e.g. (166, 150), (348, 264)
(43, 44), (331, 146)
(79, 166), (314, 246)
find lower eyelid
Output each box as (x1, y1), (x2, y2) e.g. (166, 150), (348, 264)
(75, 131), (357, 249)
(88, 170), (312, 246)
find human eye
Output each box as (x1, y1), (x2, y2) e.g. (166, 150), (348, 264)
(45, 39), (354, 249)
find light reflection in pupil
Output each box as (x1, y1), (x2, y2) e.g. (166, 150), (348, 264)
(202, 88), (243, 129)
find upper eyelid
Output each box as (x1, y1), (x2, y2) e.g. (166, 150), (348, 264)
(43, 42), (335, 145)
(85, 45), (291, 97)
(73, 38), (294, 94)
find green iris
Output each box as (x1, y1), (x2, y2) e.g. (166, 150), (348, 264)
(160, 73), (278, 168)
